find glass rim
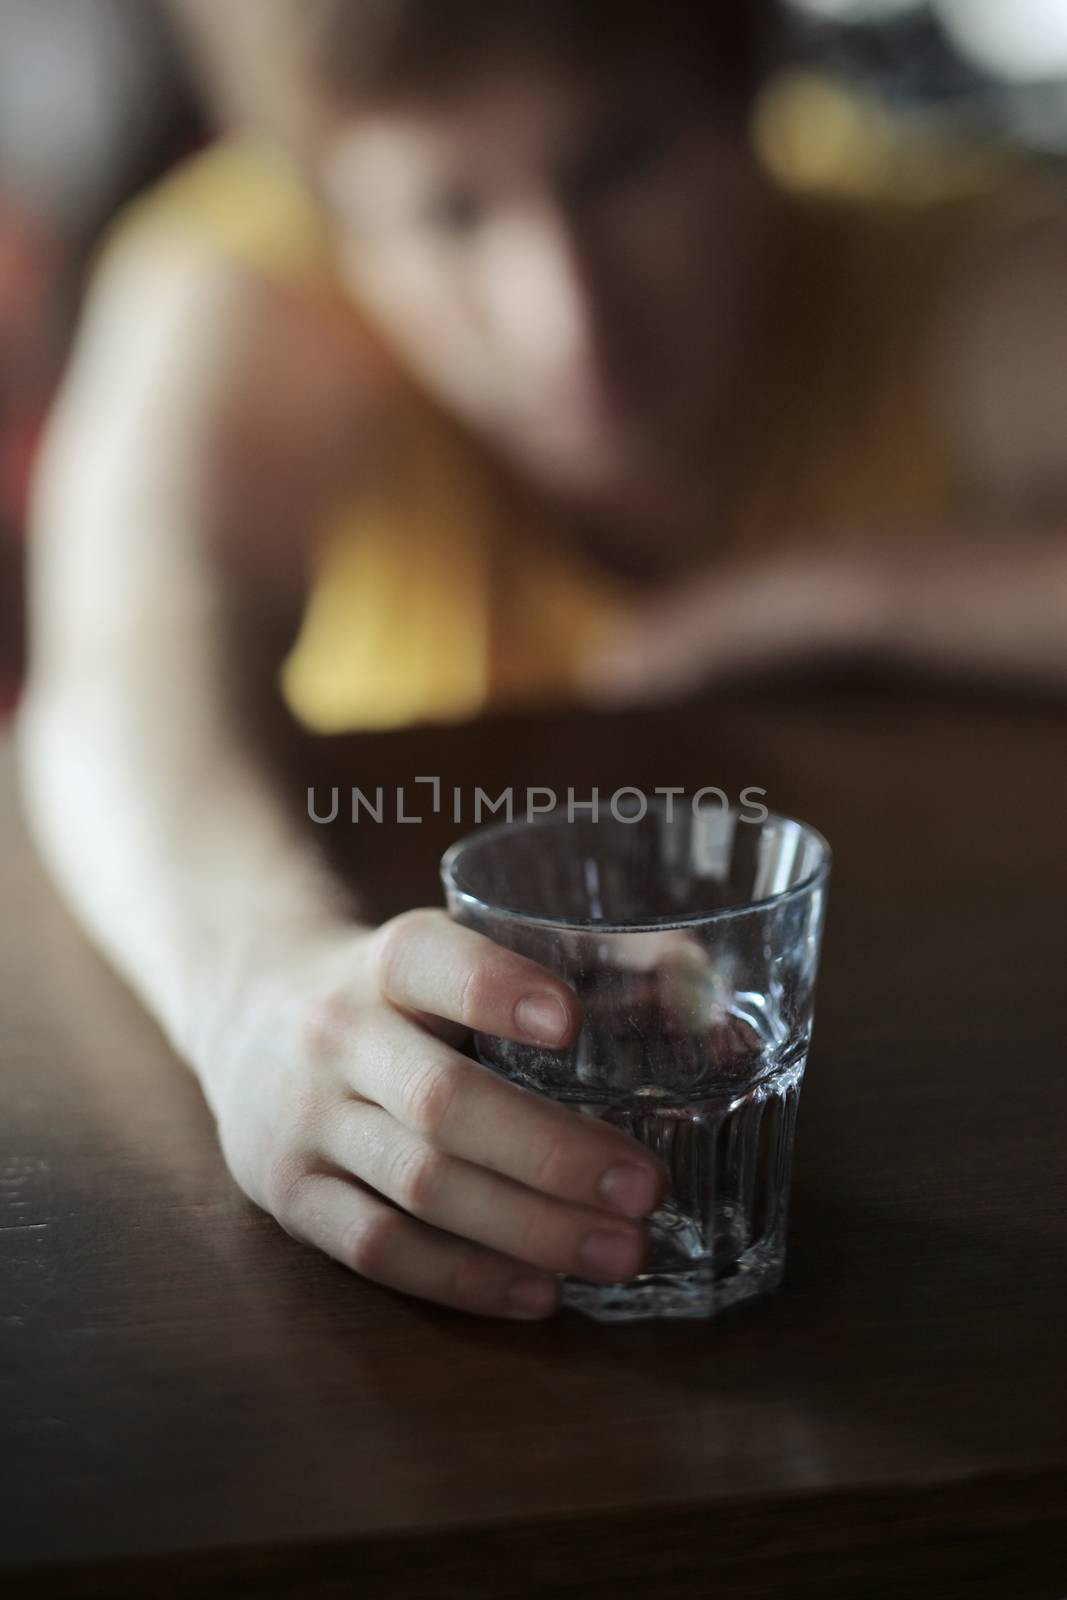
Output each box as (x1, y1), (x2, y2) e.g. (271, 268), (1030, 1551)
(439, 801), (832, 934)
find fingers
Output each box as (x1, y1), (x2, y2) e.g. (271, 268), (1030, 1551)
(345, 1006), (670, 1221)
(321, 1101), (650, 1284)
(285, 1172), (563, 1321)
(370, 909), (583, 1048)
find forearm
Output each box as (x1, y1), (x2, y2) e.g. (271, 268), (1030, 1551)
(878, 530), (1067, 690)
(14, 657), (362, 1097)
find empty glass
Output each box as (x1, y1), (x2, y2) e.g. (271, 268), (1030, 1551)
(440, 799), (830, 1321)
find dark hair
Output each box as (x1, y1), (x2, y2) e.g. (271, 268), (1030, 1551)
(172, 0), (783, 141)
(302, 0), (780, 112)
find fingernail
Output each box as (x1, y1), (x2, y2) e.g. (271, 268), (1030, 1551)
(515, 993), (569, 1045)
(579, 1229), (643, 1282)
(598, 1163), (663, 1218)
(506, 1277), (559, 1319)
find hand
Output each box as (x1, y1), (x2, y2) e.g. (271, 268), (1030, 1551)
(201, 909), (671, 1320)
(575, 549), (892, 707)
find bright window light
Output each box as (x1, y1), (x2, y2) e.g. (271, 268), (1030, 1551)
(936, 0), (1067, 82)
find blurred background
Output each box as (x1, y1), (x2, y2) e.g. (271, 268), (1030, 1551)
(2, 0), (1066, 716)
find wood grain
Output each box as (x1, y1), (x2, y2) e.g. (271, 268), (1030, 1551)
(2, 682), (1065, 1597)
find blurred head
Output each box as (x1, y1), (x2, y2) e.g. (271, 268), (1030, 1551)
(175, 0), (784, 506)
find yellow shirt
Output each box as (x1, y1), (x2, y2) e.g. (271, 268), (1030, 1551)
(99, 137), (1014, 734)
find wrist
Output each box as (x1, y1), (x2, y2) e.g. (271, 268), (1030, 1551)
(178, 903), (371, 1112)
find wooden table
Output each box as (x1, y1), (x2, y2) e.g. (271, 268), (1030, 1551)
(2, 684), (1066, 1598)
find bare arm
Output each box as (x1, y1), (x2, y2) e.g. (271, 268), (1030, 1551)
(577, 213), (1067, 704)
(15, 237), (359, 1086)
(578, 527), (1067, 706)
(16, 234), (668, 1318)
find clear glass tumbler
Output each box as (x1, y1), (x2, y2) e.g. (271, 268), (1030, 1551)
(440, 799), (830, 1322)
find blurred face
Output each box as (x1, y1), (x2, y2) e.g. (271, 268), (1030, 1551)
(317, 58), (774, 510)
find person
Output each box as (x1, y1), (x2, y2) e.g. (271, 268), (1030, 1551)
(14, 0), (1067, 1321)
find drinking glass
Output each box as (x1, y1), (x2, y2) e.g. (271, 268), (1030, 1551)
(440, 799), (830, 1322)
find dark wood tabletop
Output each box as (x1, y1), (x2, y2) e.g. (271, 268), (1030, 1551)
(2, 682), (1066, 1599)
